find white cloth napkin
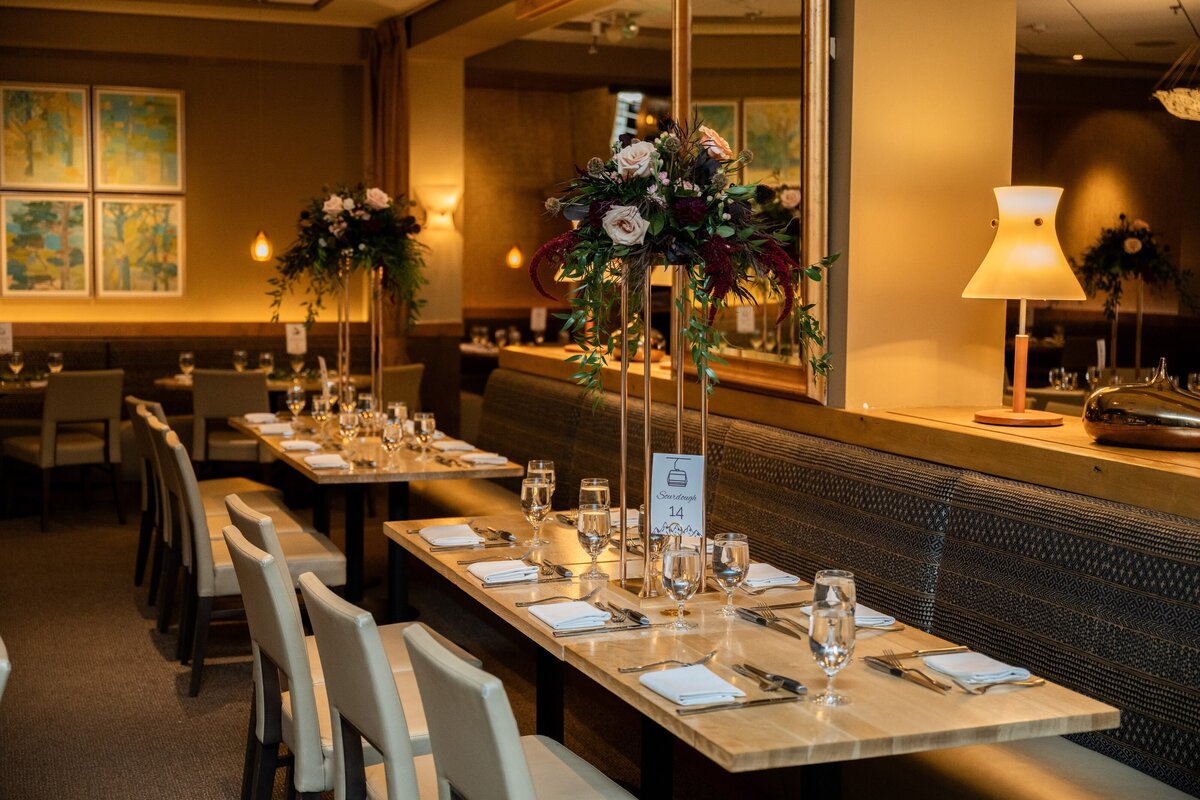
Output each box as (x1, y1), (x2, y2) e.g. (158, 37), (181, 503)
(304, 454), (349, 469)
(459, 452), (507, 465)
(528, 600), (611, 631)
(467, 560), (539, 585)
(257, 422), (294, 436)
(609, 509), (640, 526)
(432, 431), (446, 440)
(281, 439), (321, 452)
(418, 524), (483, 548)
(799, 603), (896, 628)
(244, 412), (277, 424)
(431, 439), (475, 452)
(922, 652), (1031, 684)
(744, 563), (802, 588)
(639, 665), (746, 706)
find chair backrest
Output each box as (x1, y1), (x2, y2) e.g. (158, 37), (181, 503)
(381, 364), (425, 414)
(224, 494), (299, 623)
(161, 430), (217, 581)
(126, 396), (166, 511)
(402, 625), (537, 800)
(145, 415), (178, 550)
(191, 369), (268, 460)
(223, 526), (326, 794)
(38, 369), (125, 468)
(0, 635), (10, 705)
(299, 574), (422, 800)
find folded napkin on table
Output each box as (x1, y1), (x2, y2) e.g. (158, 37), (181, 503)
(923, 652), (1031, 683)
(744, 563), (802, 588)
(257, 422), (294, 436)
(528, 600), (611, 631)
(174, 374), (193, 384)
(467, 560), (539, 585)
(244, 412), (277, 424)
(459, 452), (507, 465)
(639, 664), (746, 706)
(281, 439), (321, 452)
(303, 454), (350, 469)
(799, 603), (896, 628)
(431, 439), (475, 452)
(432, 431), (446, 440)
(418, 524), (483, 548)
(609, 509), (640, 526)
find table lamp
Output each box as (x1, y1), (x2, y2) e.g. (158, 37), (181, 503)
(963, 186), (1085, 427)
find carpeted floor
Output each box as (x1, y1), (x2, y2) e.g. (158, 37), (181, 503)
(0, 485), (787, 799)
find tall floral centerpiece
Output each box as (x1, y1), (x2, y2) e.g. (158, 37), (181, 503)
(269, 183), (426, 395)
(529, 116), (834, 396)
(1074, 214), (1194, 379)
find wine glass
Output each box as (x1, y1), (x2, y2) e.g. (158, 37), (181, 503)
(528, 459), (556, 507)
(387, 401), (408, 423)
(578, 478), (610, 509)
(520, 478), (553, 547)
(414, 411), (436, 461)
(576, 503), (612, 579)
(661, 546), (702, 630)
(311, 396), (331, 446)
(46, 352), (63, 374)
(1086, 366), (1102, 391)
(337, 411), (360, 465)
(711, 533), (749, 617)
(232, 350), (248, 372)
(178, 351), (194, 378)
(357, 393), (377, 432)
(813, 569), (856, 609)
(286, 385), (307, 431)
(809, 605), (856, 706)
(339, 384), (357, 413)
(289, 352), (306, 378)
(381, 420), (404, 468)
(259, 351), (274, 373)
(8, 351), (24, 383)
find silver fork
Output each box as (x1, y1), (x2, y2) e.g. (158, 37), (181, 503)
(882, 648), (952, 691)
(458, 549), (532, 566)
(515, 586), (600, 608)
(740, 584), (806, 596)
(618, 650), (718, 674)
(602, 601), (628, 623)
(951, 676), (1046, 694)
(755, 603), (809, 633)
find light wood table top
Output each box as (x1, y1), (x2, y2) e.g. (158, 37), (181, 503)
(0, 378), (48, 395)
(386, 514), (1119, 773)
(229, 417), (524, 485)
(156, 373), (372, 392)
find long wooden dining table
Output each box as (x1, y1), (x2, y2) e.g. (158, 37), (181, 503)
(384, 513), (1119, 797)
(229, 417), (523, 602)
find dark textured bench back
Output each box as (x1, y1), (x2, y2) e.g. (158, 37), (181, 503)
(932, 473), (1200, 796)
(709, 420), (959, 630)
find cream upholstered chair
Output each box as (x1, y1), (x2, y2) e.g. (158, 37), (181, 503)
(223, 526), (434, 800)
(191, 369), (269, 463)
(224, 494), (346, 599)
(299, 574), (438, 800)
(3, 369), (125, 530)
(403, 625), (635, 800)
(126, 396), (165, 587)
(381, 364), (425, 414)
(0, 635), (10, 705)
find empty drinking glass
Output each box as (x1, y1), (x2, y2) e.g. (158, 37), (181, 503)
(232, 350), (248, 372)
(178, 351), (194, 377)
(46, 352), (63, 374)
(289, 352), (306, 378)
(8, 351), (24, 381)
(414, 411), (436, 461)
(809, 605), (856, 706)
(339, 384), (357, 413)
(1048, 367), (1064, 389)
(286, 385), (307, 431)
(711, 533), (749, 617)
(259, 351), (274, 372)
(337, 411), (360, 465)
(1086, 366), (1102, 391)
(381, 420), (404, 467)
(578, 477), (610, 509)
(576, 503), (612, 579)
(358, 393), (377, 428)
(661, 546), (702, 630)
(521, 478), (553, 547)
(311, 396), (331, 446)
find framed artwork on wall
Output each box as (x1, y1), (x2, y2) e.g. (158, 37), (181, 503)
(1, 194), (92, 297)
(742, 98), (801, 185)
(93, 87), (184, 193)
(1, 83), (91, 191)
(693, 100), (740, 153)
(95, 195), (185, 297)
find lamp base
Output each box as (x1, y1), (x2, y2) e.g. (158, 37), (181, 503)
(974, 408), (1063, 427)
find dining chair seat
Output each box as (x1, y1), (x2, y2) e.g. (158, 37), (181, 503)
(199, 485), (285, 519)
(4, 430), (108, 466)
(302, 619), (479, 688)
(207, 530), (346, 596)
(365, 755), (438, 800)
(205, 430), (261, 462)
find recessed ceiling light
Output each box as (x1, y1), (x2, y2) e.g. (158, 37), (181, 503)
(1072, 53), (1084, 61)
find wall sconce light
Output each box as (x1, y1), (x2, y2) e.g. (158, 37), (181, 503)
(416, 184), (460, 230)
(250, 229), (273, 262)
(505, 244), (524, 269)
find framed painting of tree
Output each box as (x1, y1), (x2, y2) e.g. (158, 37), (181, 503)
(742, 98), (802, 186)
(1, 83), (91, 191)
(95, 196), (185, 297)
(93, 87), (184, 193)
(1, 194), (92, 296)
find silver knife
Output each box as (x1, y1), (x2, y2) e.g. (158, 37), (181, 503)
(739, 663), (807, 695)
(541, 560), (574, 578)
(864, 656), (949, 694)
(553, 622), (673, 638)
(883, 646), (968, 660)
(676, 696), (800, 716)
(433, 541), (515, 553)
(735, 608), (806, 641)
(487, 527), (518, 543)
(617, 605), (650, 625)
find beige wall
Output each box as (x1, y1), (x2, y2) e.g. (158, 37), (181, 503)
(836, 0), (1016, 409)
(0, 12), (368, 323)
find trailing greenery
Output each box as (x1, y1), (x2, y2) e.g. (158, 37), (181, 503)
(1073, 213), (1195, 319)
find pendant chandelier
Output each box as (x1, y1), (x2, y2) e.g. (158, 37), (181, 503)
(1153, 4), (1200, 121)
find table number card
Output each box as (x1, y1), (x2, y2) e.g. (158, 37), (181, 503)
(530, 307), (547, 332)
(285, 323), (307, 355)
(649, 452), (705, 540)
(735, 306), (755, 334)
(0, 323), (11, 355)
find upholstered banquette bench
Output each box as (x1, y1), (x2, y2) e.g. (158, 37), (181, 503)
(413, 367), (1199, 799)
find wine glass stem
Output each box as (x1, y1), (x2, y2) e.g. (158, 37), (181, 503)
(725, 589), (734, 614)
(826, 673), (836, 698)
(677, 600), (684, 619)
(591, 553), (598, 574)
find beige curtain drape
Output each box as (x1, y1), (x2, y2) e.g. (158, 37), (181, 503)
(370, 17), (413, 362)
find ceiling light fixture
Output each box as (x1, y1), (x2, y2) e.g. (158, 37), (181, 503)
(1072, 53), (1084, 61)
(1154, 2), (1200, 121)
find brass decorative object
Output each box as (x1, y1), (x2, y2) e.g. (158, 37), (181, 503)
(1082, 358), (1200, 450)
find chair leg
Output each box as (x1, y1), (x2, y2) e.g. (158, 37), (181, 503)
(147, 533), (164, 606)
(253, 740), (281, 800)
(285, 764), (297, 800)
(177, 573), (196, 664)
(157, 544), (180, 634)
(40, 469), (51, 532)
(109, 464), (125, 524)
(188, 596), (214, 697)
(241, 702), (259, 800)
(80, 465), (90, 510)
(134, 508), (153, 586)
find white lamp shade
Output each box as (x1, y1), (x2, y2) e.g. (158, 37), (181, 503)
(962, 186), (1085, 301)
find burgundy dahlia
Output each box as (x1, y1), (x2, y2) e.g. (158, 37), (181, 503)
(529, 231), (580, 300)
(673, 197), (708, 227)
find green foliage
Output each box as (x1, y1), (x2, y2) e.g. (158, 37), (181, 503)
(1073, 214), (1196, 320)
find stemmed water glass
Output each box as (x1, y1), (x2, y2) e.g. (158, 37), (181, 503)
(661, 546), (702, 630)
(414, 411), (436, 461)
(8, 351), (24, 384)
(286, 385), (307, 432)
(178, 351), (194, 379)
(711, 533), (749, 617)
(381, 420), (404, 468)
(232, 350), (248, 372)
(387, 401), (408, 423)
(289, 351), (306, 379)
(521, 478), (553, 547)
(809, 569), (857, 706)
(259, 351), (275, 373)
(47, 352), (63, 374)
(576, 503), (612, 580)
(337, 411), (360, 466)
(528, 459), (556, 507)
(339, 384), (357, 413)
(578, 478), (610, 509)
(311, 396), (331, 446)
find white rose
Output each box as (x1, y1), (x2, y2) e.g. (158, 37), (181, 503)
(365, 187), (391, 210)
(342, 197), (356, 211)
(1123, 237), (1143, 255)
(614, 141), (657, 180)
(322, 195), (344, 218)
(697, 125), (733, 160)
(1131, 219), (1150, 232)
(602, 205), (650, 246)
(779, 188), (802, 209)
